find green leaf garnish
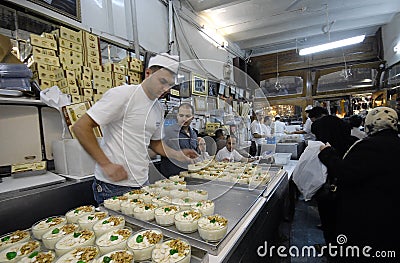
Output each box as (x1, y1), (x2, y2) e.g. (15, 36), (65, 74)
(46, 217), (53, 222)
(103, 256), (111, 263)
(102, 220), (109, 224)
(88, 216), (94, 220)
(110, 235), (118, 241)
(28, 251), (39, 258)
(170, 249), (178, 255)
(73, 232), (81, 238)
(196, 202), (202, 207)
(77, 261), (85, 263)
(133, 198), (138, 202)
(112, 196), (117, 200)
(164, 207), (171, 212)
(1, 236), (10, 242)
(136, 235), (143, 243)
(210, 218), (216, 223)
(145, 206), (150, 210)
(52, 228), (60, 234)
(6, 252), (17, 260)
(184, 198), (189, 203)
(74, 209), (79, 214)
(183, 212), (188, 217)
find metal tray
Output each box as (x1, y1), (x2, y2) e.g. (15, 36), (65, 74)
(102, 181), (265, 256)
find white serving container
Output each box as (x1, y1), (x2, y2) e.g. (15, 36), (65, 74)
(42, 223), (79, 250)
(154, 205), (180, 226)
(95, 228), (132, 255)
(151, 238), (191, 263)
(0, 230), (30, 252)
(95, 250), (134, 263)
(120, 198), (144, 215)
(0, 240), (40, 263)
(92, 216), (125, 238)
(127, 229), (163, 261)
(133, 204), (158, 221)
(54, 246), (99, 263)
(54, 229), (95, 256)
(65, 205), (96, 223)
(103, 196), (129, 212)
(197, 215), (228, 242)
(273, 153), (292, 165)
(174, 210), (201, 233)
(19, 251), (55, 263)
(77, 211), (109, 230)
(191, 200), (215, 216)
(31, 216), (67, 240)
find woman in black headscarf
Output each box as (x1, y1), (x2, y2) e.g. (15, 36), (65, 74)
(319, 107), (400, 262)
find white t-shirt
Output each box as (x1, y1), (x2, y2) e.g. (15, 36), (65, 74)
(215, 147), (244, 162)
(303, 118), (315, 141)
(251, 120), (270, 145)
(274, 120), (286, 134)
(87, 85), (163, 187)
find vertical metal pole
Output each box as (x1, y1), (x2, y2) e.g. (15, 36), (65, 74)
(131, 0), (141, 58)
(168, 0), (174, 52)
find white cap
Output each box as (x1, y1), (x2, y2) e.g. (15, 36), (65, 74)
(305, 105), (313, 111)
(275, 115), (281, 118)
(148, 53), (179, 74)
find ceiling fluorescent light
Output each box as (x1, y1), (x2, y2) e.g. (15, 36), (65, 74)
(299, 35), (365, 56)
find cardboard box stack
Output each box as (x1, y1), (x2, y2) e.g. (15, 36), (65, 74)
(30, 26), (144, 104)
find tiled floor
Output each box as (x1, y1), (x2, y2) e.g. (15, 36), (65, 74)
(276, 198), (328, 263)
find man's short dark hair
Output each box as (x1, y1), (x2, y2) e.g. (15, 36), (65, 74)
(308, 106), (329, 119)
(349, 115), (363, 128)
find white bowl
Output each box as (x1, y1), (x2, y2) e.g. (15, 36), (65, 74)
(171, 197), (196, 211)
(170, 181), (186, 189)
(127, 229), (163, 261)
(19, 251), (55, 263)
(120, 198), (144, 216)
(65, 205), (96, 223)
(93, 216), (125, 238)
(139, 192), (158, 203)
(77, 211), (109, 230)
(103, 196), (129, 212)
(198, 215), (228, 242)
(54, 229), (95, 257)
(54, 246), (99, 263)
(151, 238), (191, 263)
(123, 189), (146, 199)
(152, 196), (171, 207)
(133, 204), (158, 221)
(0, 240), (40, 263)
(42, 223), (79, 250)
(95, 250), (134, 263)
(154, 205), (180, 226)
(191, 200), (215, 216)
(170, 188), (189, 199)
(96, 228), (132, 255)
(188, 190), (208, 201)
(31, 216), (67, 240)
(174, 210), (201, 233)
(0, 230), (30, 252)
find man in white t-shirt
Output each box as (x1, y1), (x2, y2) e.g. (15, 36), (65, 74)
(290, 105), (316, 141)
(216, 136), (253, 162)
(273, 115), (286, 134)
(72, 53), (198, 204)
(250, 111), (269, 156)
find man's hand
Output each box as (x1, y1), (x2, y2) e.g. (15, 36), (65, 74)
(101, 163), (128, 182)
(172, 149), (198, 163)
(320, 142), (331, 151)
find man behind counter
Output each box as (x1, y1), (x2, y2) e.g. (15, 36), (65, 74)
(73, 53), (198, 204)
(159, 103), (198, 177)
(216, 136), (254, 162)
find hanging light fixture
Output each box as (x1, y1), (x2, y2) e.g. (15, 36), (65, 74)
(275, 53), (282, 90)
(339, 51), (352, 80)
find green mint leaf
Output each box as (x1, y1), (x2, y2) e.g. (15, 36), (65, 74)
(110, 235), (118, 241)
(183, 212), (188, 217)
(103, 256), (111, 263)
(28, 251), (38, 258)
(102, 220), (109, 224)
(73, 232), (81, 238)
(145, 206), (150, 210)
(6, 252), (17, 260)
(169, 249), (178, 255)
(164, 207), (171, 212)
(46, 217), (53, 222)
(88, 216), (94, 220)
(196, 202), (202, 207)
(52, 228), (60, 234)
(210, 218), (216, 223)
(1, 236), (10, 242)
(136, 235), (143, 243)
